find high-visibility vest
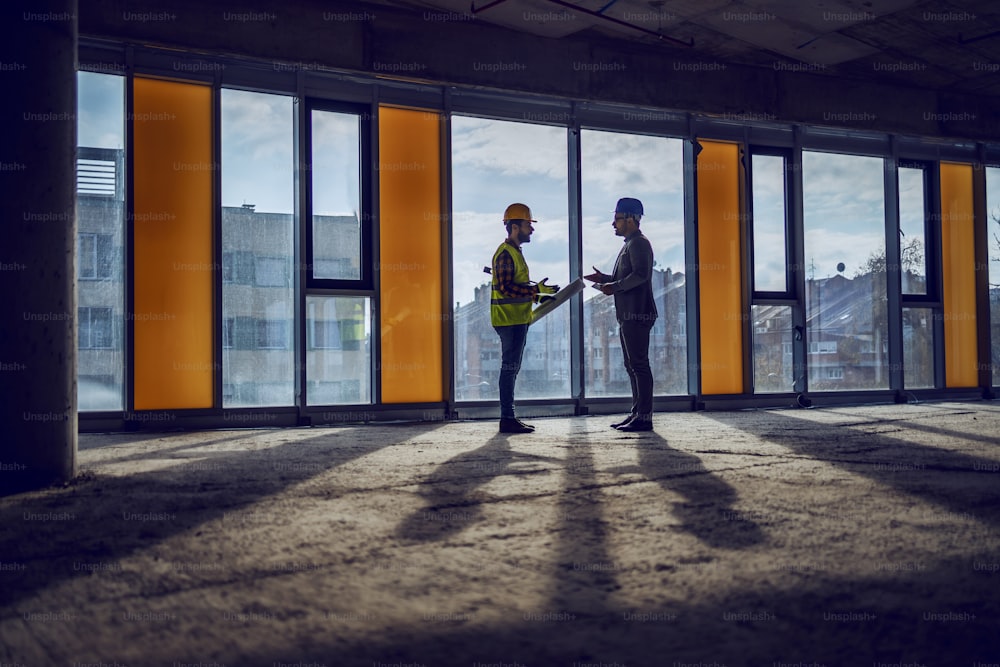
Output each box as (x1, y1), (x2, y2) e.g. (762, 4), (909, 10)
(491, 242), (533, 327)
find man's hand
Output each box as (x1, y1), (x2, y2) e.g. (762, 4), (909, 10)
(537, 278), (560, 294)
(596, 283), (614, 296)
(583, 266), (609, 283)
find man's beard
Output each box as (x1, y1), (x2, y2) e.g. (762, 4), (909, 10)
(518, 230), (531, 243)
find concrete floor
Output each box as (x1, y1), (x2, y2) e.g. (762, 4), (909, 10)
(2, 401), (1000, 666)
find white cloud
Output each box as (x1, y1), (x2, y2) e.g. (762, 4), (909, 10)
(452, 115), (565, 179)
(221, 90), (295, 213)
(803, 151), (885, 275)
(77, 72), (124, 150)
(581, 130), (683, 195)
(804, 228), (884, 278)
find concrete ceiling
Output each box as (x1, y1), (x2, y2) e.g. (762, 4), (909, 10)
(366, 0), (1000, 96)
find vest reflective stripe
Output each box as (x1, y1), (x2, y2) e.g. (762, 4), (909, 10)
(491, 243), (533, 327)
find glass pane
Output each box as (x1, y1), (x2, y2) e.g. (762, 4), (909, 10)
(940, 162), (977, 388)
(76, 71), (124, 411)
(311, 110), (361, 281)
(221, 89), (295, 407)
(581, 129), (687, 397)
(306, 296), (371, 405)
(988, 167), (1000, 387)
(451, 117), (570, 402)
(899, 166), (927, 295)
(698, 141), (744, 394)
(378, 107), (444, 403)
(133, 77), (214, 410)
(803, 151), (889, 391)
(752, 154), (788, 293)
(752, 305), (793, 393)
(903, 307), (934, 389)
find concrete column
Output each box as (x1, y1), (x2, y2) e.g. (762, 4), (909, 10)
(0, 1), (78, 493)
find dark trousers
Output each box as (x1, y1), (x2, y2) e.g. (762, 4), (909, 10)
(619, 320), (654, 420)
(494, 323), (528, 419)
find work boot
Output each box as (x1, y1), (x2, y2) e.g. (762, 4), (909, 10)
(616, 419), (653, 432)
(610, 414), (636, 429)
(499, 417), (533, 434)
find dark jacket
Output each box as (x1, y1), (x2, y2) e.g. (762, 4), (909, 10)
(609, 229), (657, 325)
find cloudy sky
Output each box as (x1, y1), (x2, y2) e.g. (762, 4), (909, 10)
(802, 150), (886, 281)
(78, 72), (123, 149)
(220, 89), (295, 214)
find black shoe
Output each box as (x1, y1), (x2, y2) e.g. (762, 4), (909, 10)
(515, 418), (535, 431)
(611, 414), (636, 429)
(616, 419), (653, 432)
(499, 417), (533, 434)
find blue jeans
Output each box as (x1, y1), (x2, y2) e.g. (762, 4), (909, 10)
(494, 323), (529, 419)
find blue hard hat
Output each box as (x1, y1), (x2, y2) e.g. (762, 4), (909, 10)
(615, 197), (644, 216)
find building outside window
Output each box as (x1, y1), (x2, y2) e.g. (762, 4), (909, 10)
(803, 151), (889, 391)
(581, 129), (688, 397)
(451, 116), (571, 402)
(76, 71), (125, 411)
(221, 90), (295, 407)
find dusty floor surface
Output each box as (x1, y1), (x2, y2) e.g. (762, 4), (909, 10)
(2, 401), (1000, 667)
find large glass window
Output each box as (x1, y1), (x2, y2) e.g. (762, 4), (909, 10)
(898, 163), (936, 388)
(451, 116), (570, 402)
(580, 130), (687, 397)
(304, 104), (371, 405)
(76, 71), (125, 411)
(803, 151), (889, 391)
(221, 89), (295, 407)
(987, 167), (1000, 387)
(750, 151), (794, 394)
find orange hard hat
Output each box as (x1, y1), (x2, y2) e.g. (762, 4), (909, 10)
(502, 203), (535, 223)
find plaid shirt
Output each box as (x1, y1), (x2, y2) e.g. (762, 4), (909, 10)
(494, 242), (538, 301)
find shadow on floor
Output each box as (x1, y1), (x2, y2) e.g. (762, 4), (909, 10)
(0, 423), (444, 609)
(701, 406), (1000, 528)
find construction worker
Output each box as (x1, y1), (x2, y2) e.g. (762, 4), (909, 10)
(584, 197), (657, 432)
(491, 203), (559, 434)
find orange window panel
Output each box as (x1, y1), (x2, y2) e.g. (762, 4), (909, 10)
(940, 162), (977, 388)
(697, 140), (744, 395)
(132, 77), (214, 409)
(378, 106), (443, 403)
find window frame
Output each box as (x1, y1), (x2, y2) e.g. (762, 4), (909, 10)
(72, 39), (1000, 428)
(78, 232), (115, 281)
(303, 99), (373, 291)
(896, 159), (943, 389)
(748, 146), (795, 302)
(79, 306), (115, 350)
(897, 160), (941, 305)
